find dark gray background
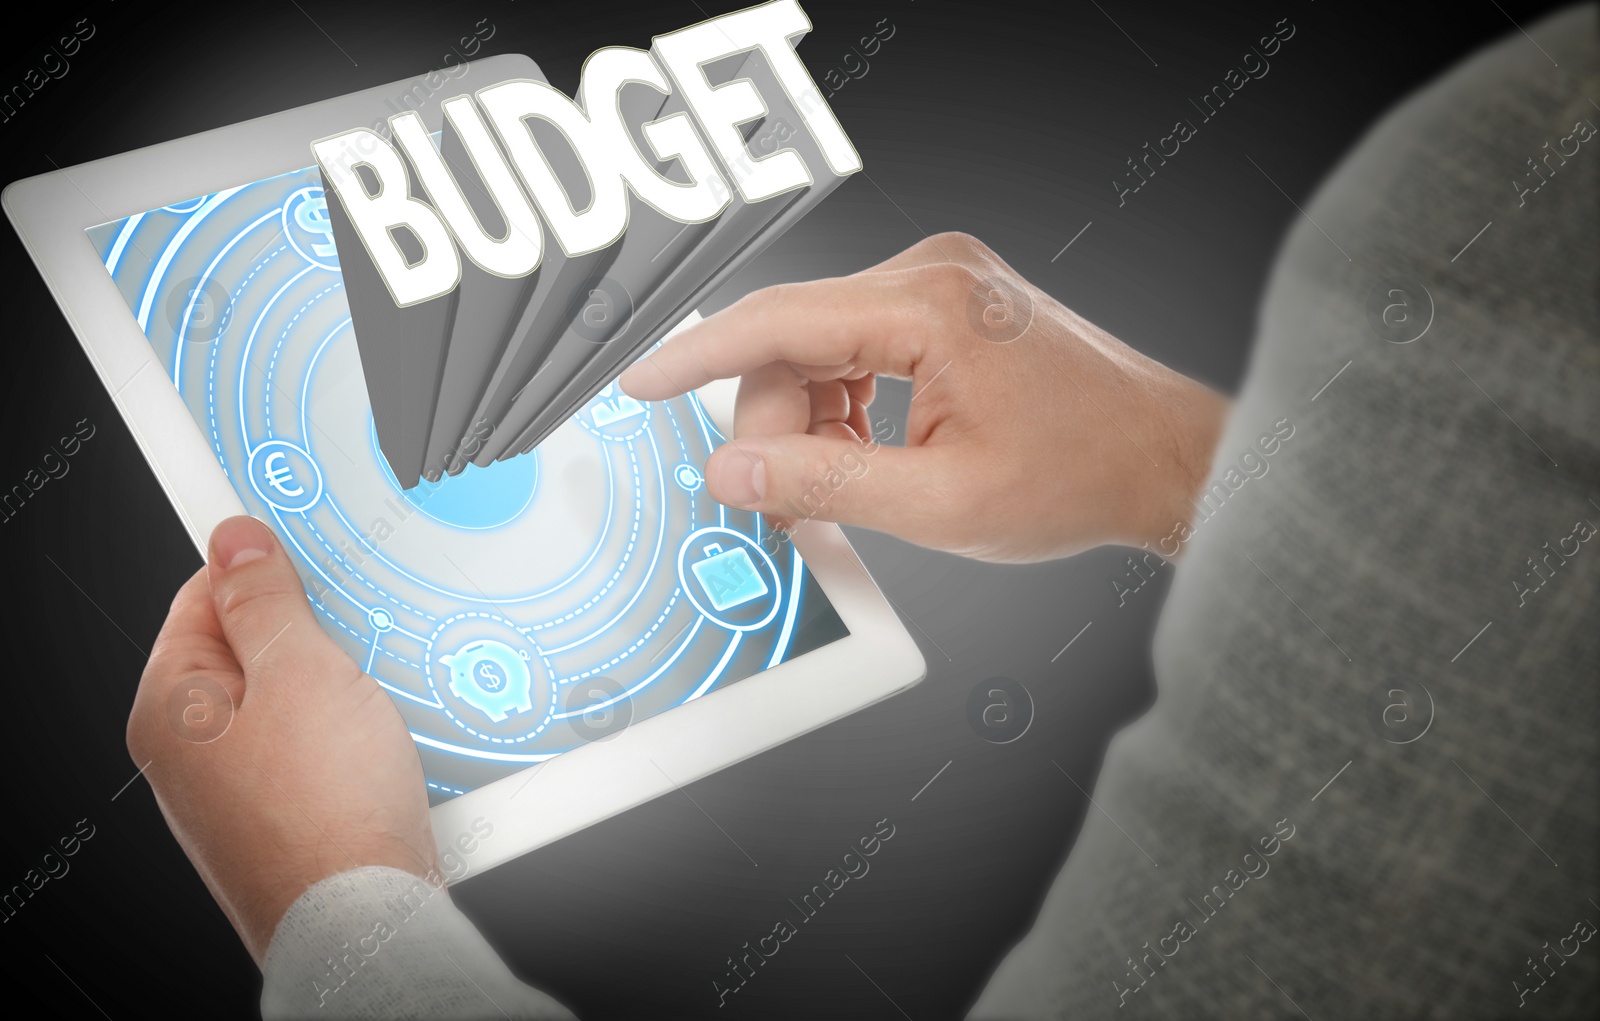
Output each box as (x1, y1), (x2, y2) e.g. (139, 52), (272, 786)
(0, 1), (1569, 1016)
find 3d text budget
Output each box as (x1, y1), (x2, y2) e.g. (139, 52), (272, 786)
(311, 0), (860, 308)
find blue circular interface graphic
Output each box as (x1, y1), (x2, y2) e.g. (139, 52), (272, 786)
(674, 463), (704, 492)
(369, 418), (539, 531)
(88, 165), (832, 801)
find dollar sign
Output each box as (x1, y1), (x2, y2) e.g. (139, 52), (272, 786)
(294, 195), (338, 257)
(478, 662), (504, 691)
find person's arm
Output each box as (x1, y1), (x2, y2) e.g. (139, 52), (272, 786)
(260, 865), (573, 1019)
(619, 231), (1228, 562)
(131, 235), (1229, 1018)
(126, 516), (575, 1020)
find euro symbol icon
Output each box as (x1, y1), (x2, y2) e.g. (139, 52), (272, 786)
(263, 452), (304, 498)
(294, 196), (338, 258)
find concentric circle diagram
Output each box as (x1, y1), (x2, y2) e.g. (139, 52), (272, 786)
(89, 165), (838, 800)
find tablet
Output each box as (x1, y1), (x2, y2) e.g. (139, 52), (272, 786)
(4, 55), (925, 878)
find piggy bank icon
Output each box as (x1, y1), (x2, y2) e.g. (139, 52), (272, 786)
(440, 639), (534, 723)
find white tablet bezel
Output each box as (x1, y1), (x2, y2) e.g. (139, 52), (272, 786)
(4, 55), (925, 877)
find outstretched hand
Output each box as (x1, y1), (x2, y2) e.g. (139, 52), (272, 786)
(620, 232), (1227, 562)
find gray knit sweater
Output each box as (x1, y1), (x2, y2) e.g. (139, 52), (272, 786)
(970, 4), (1599, 1018)
(261, 6), (1600, 1018)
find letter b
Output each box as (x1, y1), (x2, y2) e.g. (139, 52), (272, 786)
(312, 129), (462, 306)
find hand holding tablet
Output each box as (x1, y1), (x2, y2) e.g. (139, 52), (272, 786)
(7, 40), (1225, 964)
(115, 217), (1235, 969)
(127, 517), (440, 967)
(4, 54), (924, 882)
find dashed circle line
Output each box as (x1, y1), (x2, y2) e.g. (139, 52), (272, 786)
(312, 599), (421, 669)
(207, 244), (288, 478)
(264, 280), (344, 434)
(562, 587), (684, 684)
(528, 440), (646, 631)
(303, 515), (439, 623)
(150, 196), (778, 771)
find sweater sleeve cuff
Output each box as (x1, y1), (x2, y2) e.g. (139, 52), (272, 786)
(260, 865), (575, 1020)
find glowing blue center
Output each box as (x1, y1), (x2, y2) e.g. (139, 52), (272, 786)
(371, 418), (539, 530)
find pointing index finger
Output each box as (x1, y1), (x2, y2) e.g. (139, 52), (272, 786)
(618, 266), (951, 401)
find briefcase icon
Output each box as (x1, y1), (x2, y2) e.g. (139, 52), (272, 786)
(690, 542), (769, 611)
(589, 381), (646, 428)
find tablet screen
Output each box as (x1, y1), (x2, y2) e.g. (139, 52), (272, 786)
(87, 165), (849, 803)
